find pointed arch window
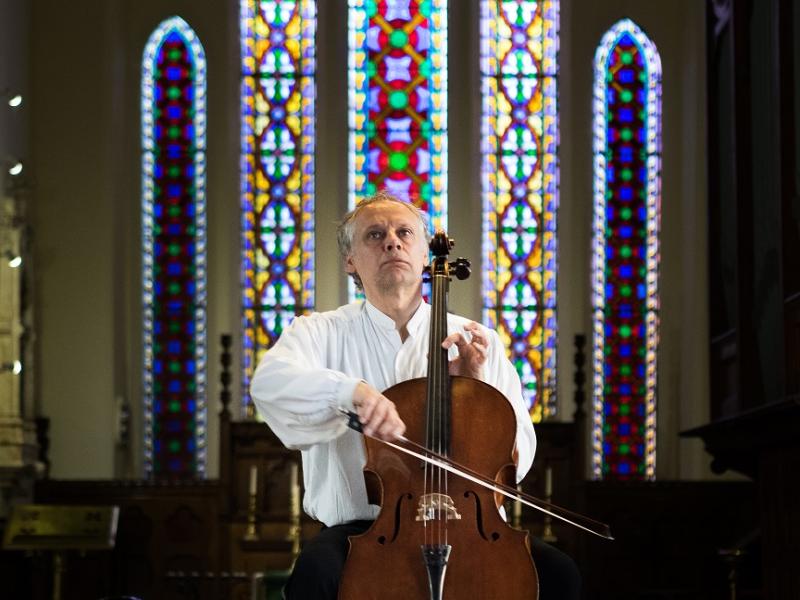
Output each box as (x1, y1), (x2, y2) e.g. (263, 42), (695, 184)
(240, 1), (317, 411)
(591, 19), (662, 480)
(480, 0), (560, 422)
(142, 16), (208, 478)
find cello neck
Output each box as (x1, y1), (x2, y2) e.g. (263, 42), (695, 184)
(425, 232), (453, 458)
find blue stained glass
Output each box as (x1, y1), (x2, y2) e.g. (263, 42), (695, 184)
(618, 69), (634, 83)
(166, 66), (183, 80)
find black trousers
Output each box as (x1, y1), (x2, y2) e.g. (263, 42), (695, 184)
(284, 520), (581, 600)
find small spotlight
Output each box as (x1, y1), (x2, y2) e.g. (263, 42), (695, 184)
(8, 161), (23, 176)
(8, 95), (22, 108)
(3, 251), (21, 268)
(1, 361), (22, 375)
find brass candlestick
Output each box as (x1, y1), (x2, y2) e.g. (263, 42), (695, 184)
(243, 465), (259, 541)
(287, 462), (301, 559)
(542, 465), (557, 543)
(512, 484), (522, 529)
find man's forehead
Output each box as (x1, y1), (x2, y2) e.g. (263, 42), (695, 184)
(355, 201), (421, 228)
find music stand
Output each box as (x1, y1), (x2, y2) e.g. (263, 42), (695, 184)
(3, 504), (119, 600)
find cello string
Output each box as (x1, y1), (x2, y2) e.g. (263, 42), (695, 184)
(441, 271), (449, 547)
(435, 269), (443, 547)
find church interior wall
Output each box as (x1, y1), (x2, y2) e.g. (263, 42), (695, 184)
(16, 0), (715, 481)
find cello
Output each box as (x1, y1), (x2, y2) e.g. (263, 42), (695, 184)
(338, 231), (540, 600)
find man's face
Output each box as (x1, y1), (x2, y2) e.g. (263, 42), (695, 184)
(345, 201), (429, 298)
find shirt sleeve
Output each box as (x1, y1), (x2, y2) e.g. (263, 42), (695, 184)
(479, 329), (538, 482)
(250, 315), (362, 450)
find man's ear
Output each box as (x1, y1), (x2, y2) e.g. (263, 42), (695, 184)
(345, 254), (356, 274)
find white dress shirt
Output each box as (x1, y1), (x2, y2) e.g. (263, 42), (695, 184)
(250, 300), (537, 527)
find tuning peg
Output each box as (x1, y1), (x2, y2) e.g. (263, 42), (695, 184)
(451, 257), (471, 280)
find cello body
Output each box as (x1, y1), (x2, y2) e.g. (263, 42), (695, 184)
(338, 377), (539, 599)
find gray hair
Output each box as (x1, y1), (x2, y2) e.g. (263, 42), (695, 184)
(336, 190), (431, 290)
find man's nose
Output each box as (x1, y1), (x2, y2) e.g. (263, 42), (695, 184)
(384, 232), (401, 251)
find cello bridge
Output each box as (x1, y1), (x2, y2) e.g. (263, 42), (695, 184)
(416, 493), (462, 522)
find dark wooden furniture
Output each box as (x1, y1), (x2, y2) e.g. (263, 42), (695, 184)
(683, 2), (800, 599)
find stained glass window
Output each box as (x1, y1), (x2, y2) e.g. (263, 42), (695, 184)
(480, 0), (559, 422)
(241, 1), (317, 411)
(591, 19), (661, 480)
(142, 16), (207, 478)
(348, 0), (448, 254)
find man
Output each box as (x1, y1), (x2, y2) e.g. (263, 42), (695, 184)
(251, 191), (581, 599)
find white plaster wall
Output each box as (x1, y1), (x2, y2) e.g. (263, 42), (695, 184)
(31, 0), (239, 478)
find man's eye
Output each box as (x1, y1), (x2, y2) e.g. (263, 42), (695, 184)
(398, 228), (412, 237)
(367, 231), (383, 240)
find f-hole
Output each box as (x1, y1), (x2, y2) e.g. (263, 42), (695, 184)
(464, 490), (501, 542)
(378, 492), (413, 545)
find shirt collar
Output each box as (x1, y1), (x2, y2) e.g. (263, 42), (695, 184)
(406, 301), (430, 338)
(364, 299), (430, 338)
(364, 299), (397, 331)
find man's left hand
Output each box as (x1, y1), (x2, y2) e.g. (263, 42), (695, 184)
(442, 322), (488, 379)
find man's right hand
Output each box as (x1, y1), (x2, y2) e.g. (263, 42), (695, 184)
(352, 381), (406, 441)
